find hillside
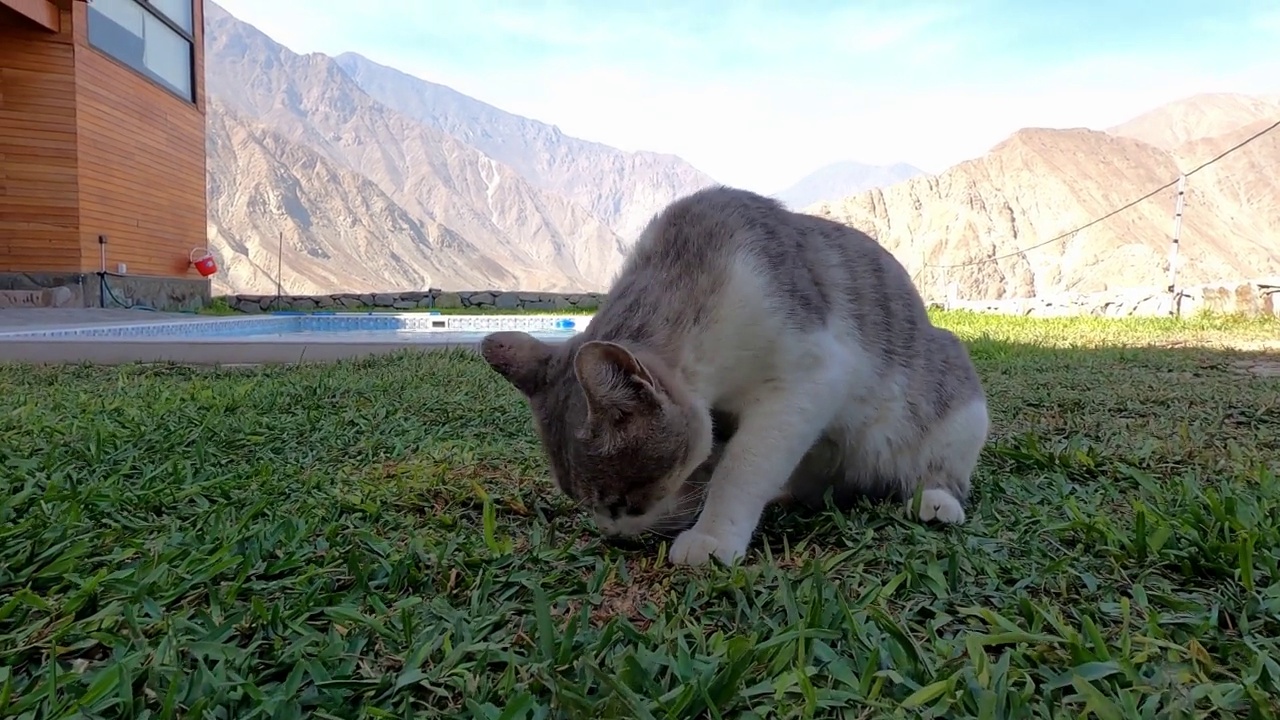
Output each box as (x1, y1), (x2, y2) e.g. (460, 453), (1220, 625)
(809, 116), (1280, 301)
(206, 100), (514, 296)
(202, 1), (715, 295)
(332, 52), (717, 241)
(1107, 92), (1280, 151)
(773, 161), (925, 210)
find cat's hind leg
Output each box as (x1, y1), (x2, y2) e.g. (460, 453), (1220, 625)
(901, 396), (989, 525)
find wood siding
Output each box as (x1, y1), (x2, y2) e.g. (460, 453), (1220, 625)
(0, 0), (59, 32)
(0, 0), (206, 278)
(0, 4), (80, 273)
(72, 0), (206, 277)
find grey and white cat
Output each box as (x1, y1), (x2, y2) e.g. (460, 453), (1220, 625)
(480, 186), (989, 567)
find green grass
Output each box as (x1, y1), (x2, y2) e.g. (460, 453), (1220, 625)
(2, 311), (1279, 718)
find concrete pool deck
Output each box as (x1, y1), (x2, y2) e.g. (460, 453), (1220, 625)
(0, 308), (573, 365)
(0, 308), (199, 333)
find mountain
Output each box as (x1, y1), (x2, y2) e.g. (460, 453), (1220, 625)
(201, 1), (714, 295)
(1107, 92), (1280, 151)
(809, 114), (1280, 301)
(332, 52), (718, 242)
(206, 99), (515, 296)
(772, 161), (925, 210)
(200, 1), (1278, 301)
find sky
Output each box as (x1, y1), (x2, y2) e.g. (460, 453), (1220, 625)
(211, 0), (1280, 193)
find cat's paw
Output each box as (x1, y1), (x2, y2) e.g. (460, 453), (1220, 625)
(908, 488), (966, 524)
(669, 528), (747, 566)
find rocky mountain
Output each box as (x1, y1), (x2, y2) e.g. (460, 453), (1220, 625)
(332, 52), (718, 242)
(206, 99), (514, 296)
(773, 161), (925, 210)
(810, 99), (1280, 301)
(202, 1), (712, 295)
(1107, 92), (1280, 151)
(200, 0), (1279, 301)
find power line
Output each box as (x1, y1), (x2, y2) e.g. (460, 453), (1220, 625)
(1183, 118), (1280, 175)
(923, 117), (1280, 270)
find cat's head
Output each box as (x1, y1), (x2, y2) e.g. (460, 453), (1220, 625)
(479, 330), (716, 537)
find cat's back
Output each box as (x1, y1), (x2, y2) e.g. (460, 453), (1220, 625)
(594, 185), (928, 349)
(615, 185), (785, 284)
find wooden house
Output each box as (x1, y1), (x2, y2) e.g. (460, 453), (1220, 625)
(0, 0), (208, 310)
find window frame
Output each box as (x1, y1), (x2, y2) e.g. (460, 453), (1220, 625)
(85, 0), (198, 105)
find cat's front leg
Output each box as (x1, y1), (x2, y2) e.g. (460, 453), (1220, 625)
(669, 357), (847, 566)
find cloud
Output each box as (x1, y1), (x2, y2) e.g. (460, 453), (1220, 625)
(208, 0), (1280, 192)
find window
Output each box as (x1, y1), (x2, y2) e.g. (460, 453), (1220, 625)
(86, 0), (196, 103)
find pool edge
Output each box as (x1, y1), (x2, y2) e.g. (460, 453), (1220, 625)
(0, 338), (572, 366)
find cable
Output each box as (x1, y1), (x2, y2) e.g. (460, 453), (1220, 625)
(924, 118), (1280, 270)
(99, 272), (159, 312)
(1183, 118), (1280, 176)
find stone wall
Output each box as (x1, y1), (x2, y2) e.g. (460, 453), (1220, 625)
(218, 289), (605, 314)
(215, 278), (1280, 320)
(941, 278), (1280, 318)
(1, 271), (210, 312)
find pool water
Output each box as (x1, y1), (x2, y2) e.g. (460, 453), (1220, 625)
(0, 312), (592, 343)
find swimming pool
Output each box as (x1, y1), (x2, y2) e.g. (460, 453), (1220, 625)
(0, 312), (592, 365)
(0, 312), (591, 342)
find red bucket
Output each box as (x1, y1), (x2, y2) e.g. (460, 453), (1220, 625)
(190, 247), (218, 277)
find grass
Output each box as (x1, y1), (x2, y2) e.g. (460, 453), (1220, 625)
(2, 310), (1279, 718)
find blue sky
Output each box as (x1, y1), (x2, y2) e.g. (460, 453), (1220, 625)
(212, 0), (1279, 192)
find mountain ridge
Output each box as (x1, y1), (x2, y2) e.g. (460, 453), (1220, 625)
(774, 160), (926, 210)
(809, 115), (1280, 301)
(331, 51), (718, 242)
(199, 2), (1280, 302)
(1107, 92), (1280, 151)
(204, 0), (633, 294)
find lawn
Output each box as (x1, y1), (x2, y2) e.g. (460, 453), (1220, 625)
(1, 311), (1278, 718)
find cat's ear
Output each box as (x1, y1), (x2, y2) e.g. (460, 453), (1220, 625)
(480, 331), (552, 396)
(573, 340), (663, 421)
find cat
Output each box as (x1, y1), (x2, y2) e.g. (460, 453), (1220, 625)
(479, 185), (989, 566)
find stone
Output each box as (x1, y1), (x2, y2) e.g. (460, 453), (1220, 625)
(1233, 283), (1260, 315)
(204, 281), (1278, 319)
(0, 290), (44, 308)
(44, 286), (75, 308)
(1200, 287), (1231, 314)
